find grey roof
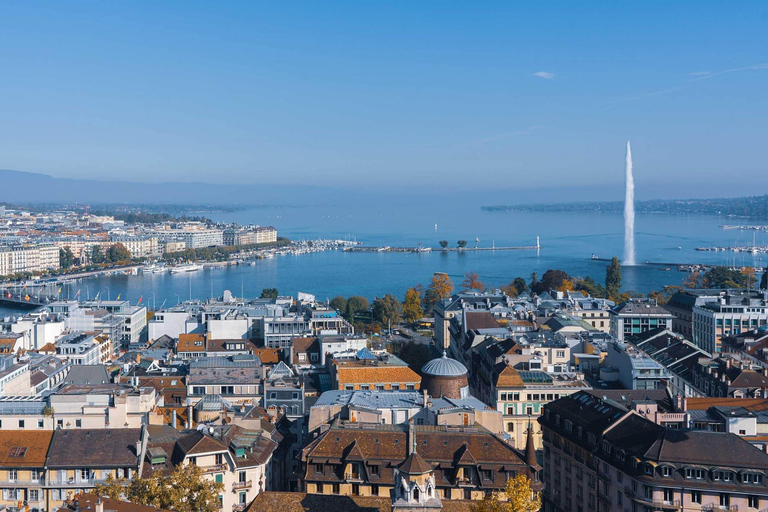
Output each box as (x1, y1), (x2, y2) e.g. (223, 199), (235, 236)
(421, 352), (467, 377)
(190, 355), (261, 368)
(62, 365), (111, 386)
(47, 429), (142, 468)
(314, 390), (491, 413)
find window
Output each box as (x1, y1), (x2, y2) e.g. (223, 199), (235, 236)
(484, 469), (493, 480)
(29, 490), (39, 502)
(507, 422), (514, 432)
(685, 468), (703, 479)
(76, 419), (82, 428)
(81, 469), (91, 480)
(31, 469), (41, 481)
(8, 469), (18, 481)
(239, 492), (247, 505)
(18, 420), (24, 428)
(662, 466), (673, 477)
(57, 419), (63, 427)
(691, 491), (701, 504)
(370, 464), (379, 476)
(215, 453), (224, 465)
(391, 385), (400, 390)
(743, 473), (763, 484)
(221, 386), (234, 395)
(748, 496), (760, 509)
(192, 386), (205, 395)
(720, 494), (730, 508)
(332, 483), (340, 494)
(663, 489), (674, 504)
(371, 484), (379, 495)
(215, 474), (223, 483)
(38, 419), (44, 428)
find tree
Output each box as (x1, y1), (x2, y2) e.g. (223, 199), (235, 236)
(605, 257), (622, 299)
(90, 245), (104, 264)
(683, 270), (703, 289)
(761, 266), (768, 290)
(701, 266), (756, 289)
(461, 271), (485, 292)
(372, 294), (402, 327)
(390, 341), (432, 373)
(457, 240), (468, 248)
(529, 272), (538, 290)
(260, 288), (278, 299)
(532, 269), (571, 294)
(513, 277), (528, 293)
(402, 287), (424, 324)
(107, 243), (132, 263)
(574, 276), (608, 298)
(345, 296), (370, 321)
(329, 296), (347, 313)
(471, 474), (541, 512)
(501, 282), (519, 298)
(59, 247), (75, 269)
(94, 464), (223, 512)
(439, 240), (449, 248)
(421, 287), (440, 316)
(428, 272), (454, 300)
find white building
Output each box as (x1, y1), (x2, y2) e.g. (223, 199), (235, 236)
(692, 290), (768, 354)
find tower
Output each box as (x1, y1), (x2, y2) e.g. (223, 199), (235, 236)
(391, 425), (442, 512)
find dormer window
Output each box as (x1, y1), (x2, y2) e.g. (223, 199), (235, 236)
(235, 448), (245, 458)
(662, 466), (673, 478)
(601, 441), (611, 454)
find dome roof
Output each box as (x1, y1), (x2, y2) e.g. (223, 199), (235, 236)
(421, 352), (468, 377)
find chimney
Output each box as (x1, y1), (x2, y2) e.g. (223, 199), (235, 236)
(682, 397), (688, 411)
(407, 420), (415, 455)
(726, 358), (732, 369)
(187, 403), (193, 429)
(422, 388), (428, 408)
(136, 440), (142, 457)
(95, 497), (104, 512)
(172, 410), (177, 429)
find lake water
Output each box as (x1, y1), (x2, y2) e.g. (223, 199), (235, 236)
(2, 200), (767, 314)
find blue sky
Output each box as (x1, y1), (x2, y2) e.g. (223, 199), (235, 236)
(1, 1), (766, 196)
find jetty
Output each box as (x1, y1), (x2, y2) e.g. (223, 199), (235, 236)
(343, 245), (539, 253)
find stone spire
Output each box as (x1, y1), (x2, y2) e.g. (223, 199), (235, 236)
(525, 420), (540, 470)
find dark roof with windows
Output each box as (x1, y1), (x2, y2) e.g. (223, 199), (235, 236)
(47, 429), (142, 468)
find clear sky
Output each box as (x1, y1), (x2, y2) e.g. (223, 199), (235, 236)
(1, 1), (766, 194)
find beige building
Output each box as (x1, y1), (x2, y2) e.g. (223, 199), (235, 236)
(0, 244), (60, 276)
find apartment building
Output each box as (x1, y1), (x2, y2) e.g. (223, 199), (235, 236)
(254, 227), (277, 244)
(299, 421), (540, 501)
(539, 391), (768, 512)
(692, 291), (768, 354)
(0, 243), (60, 276)
(609, 299), (674, 341)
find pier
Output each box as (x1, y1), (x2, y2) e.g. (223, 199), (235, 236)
(343, 245), (539, 253)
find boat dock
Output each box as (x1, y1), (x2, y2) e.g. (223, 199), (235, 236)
(343, 245), (539, 253)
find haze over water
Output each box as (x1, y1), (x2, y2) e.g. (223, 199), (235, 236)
(3, 201), (764, 318)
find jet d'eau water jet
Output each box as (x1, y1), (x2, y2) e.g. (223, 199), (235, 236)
(624, 140), (636, 265)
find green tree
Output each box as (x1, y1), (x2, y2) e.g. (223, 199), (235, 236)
(702, 266), (756, 289)
(471, 473), (541, 512)
(457, 240), (468, 248)
(605, 257), (622, 299)
(329, 296), (347, 313)
(94, 464), (223, 512)
(439, 240), (449, 248)
(402, 287), (424, 324)
(345, 296), (370, 321)
(107, 243), (132, 263)
(390, 341), (432, 373)
(59, 247), (75, 269)
(513, 277), (528, 293)
(574, 276), (608, 298)
(260, 287), (279, 299)
(531, 269), (571, 294)
(90, 245), (104, 264)
(372, 294), (402, 327)
(421, 287), (440, 316)
(529, 272), (538, 290)
(461, 271), (485, 292)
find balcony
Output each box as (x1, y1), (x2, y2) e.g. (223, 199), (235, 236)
(201, 464), (228, 474)
(48, 477), (108, 487)
(232, 505), (247, 512)
(703, 505), (737, 512)
(456, 477), (477, 487)
(232, 480), (252, 491)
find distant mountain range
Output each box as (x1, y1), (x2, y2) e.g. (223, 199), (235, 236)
(482, 195), (768, 219)
(0, 169), (336, 206)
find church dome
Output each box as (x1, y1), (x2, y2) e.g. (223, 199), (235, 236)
(420, 352), (470, 399)
(421, 352), (468, 377)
